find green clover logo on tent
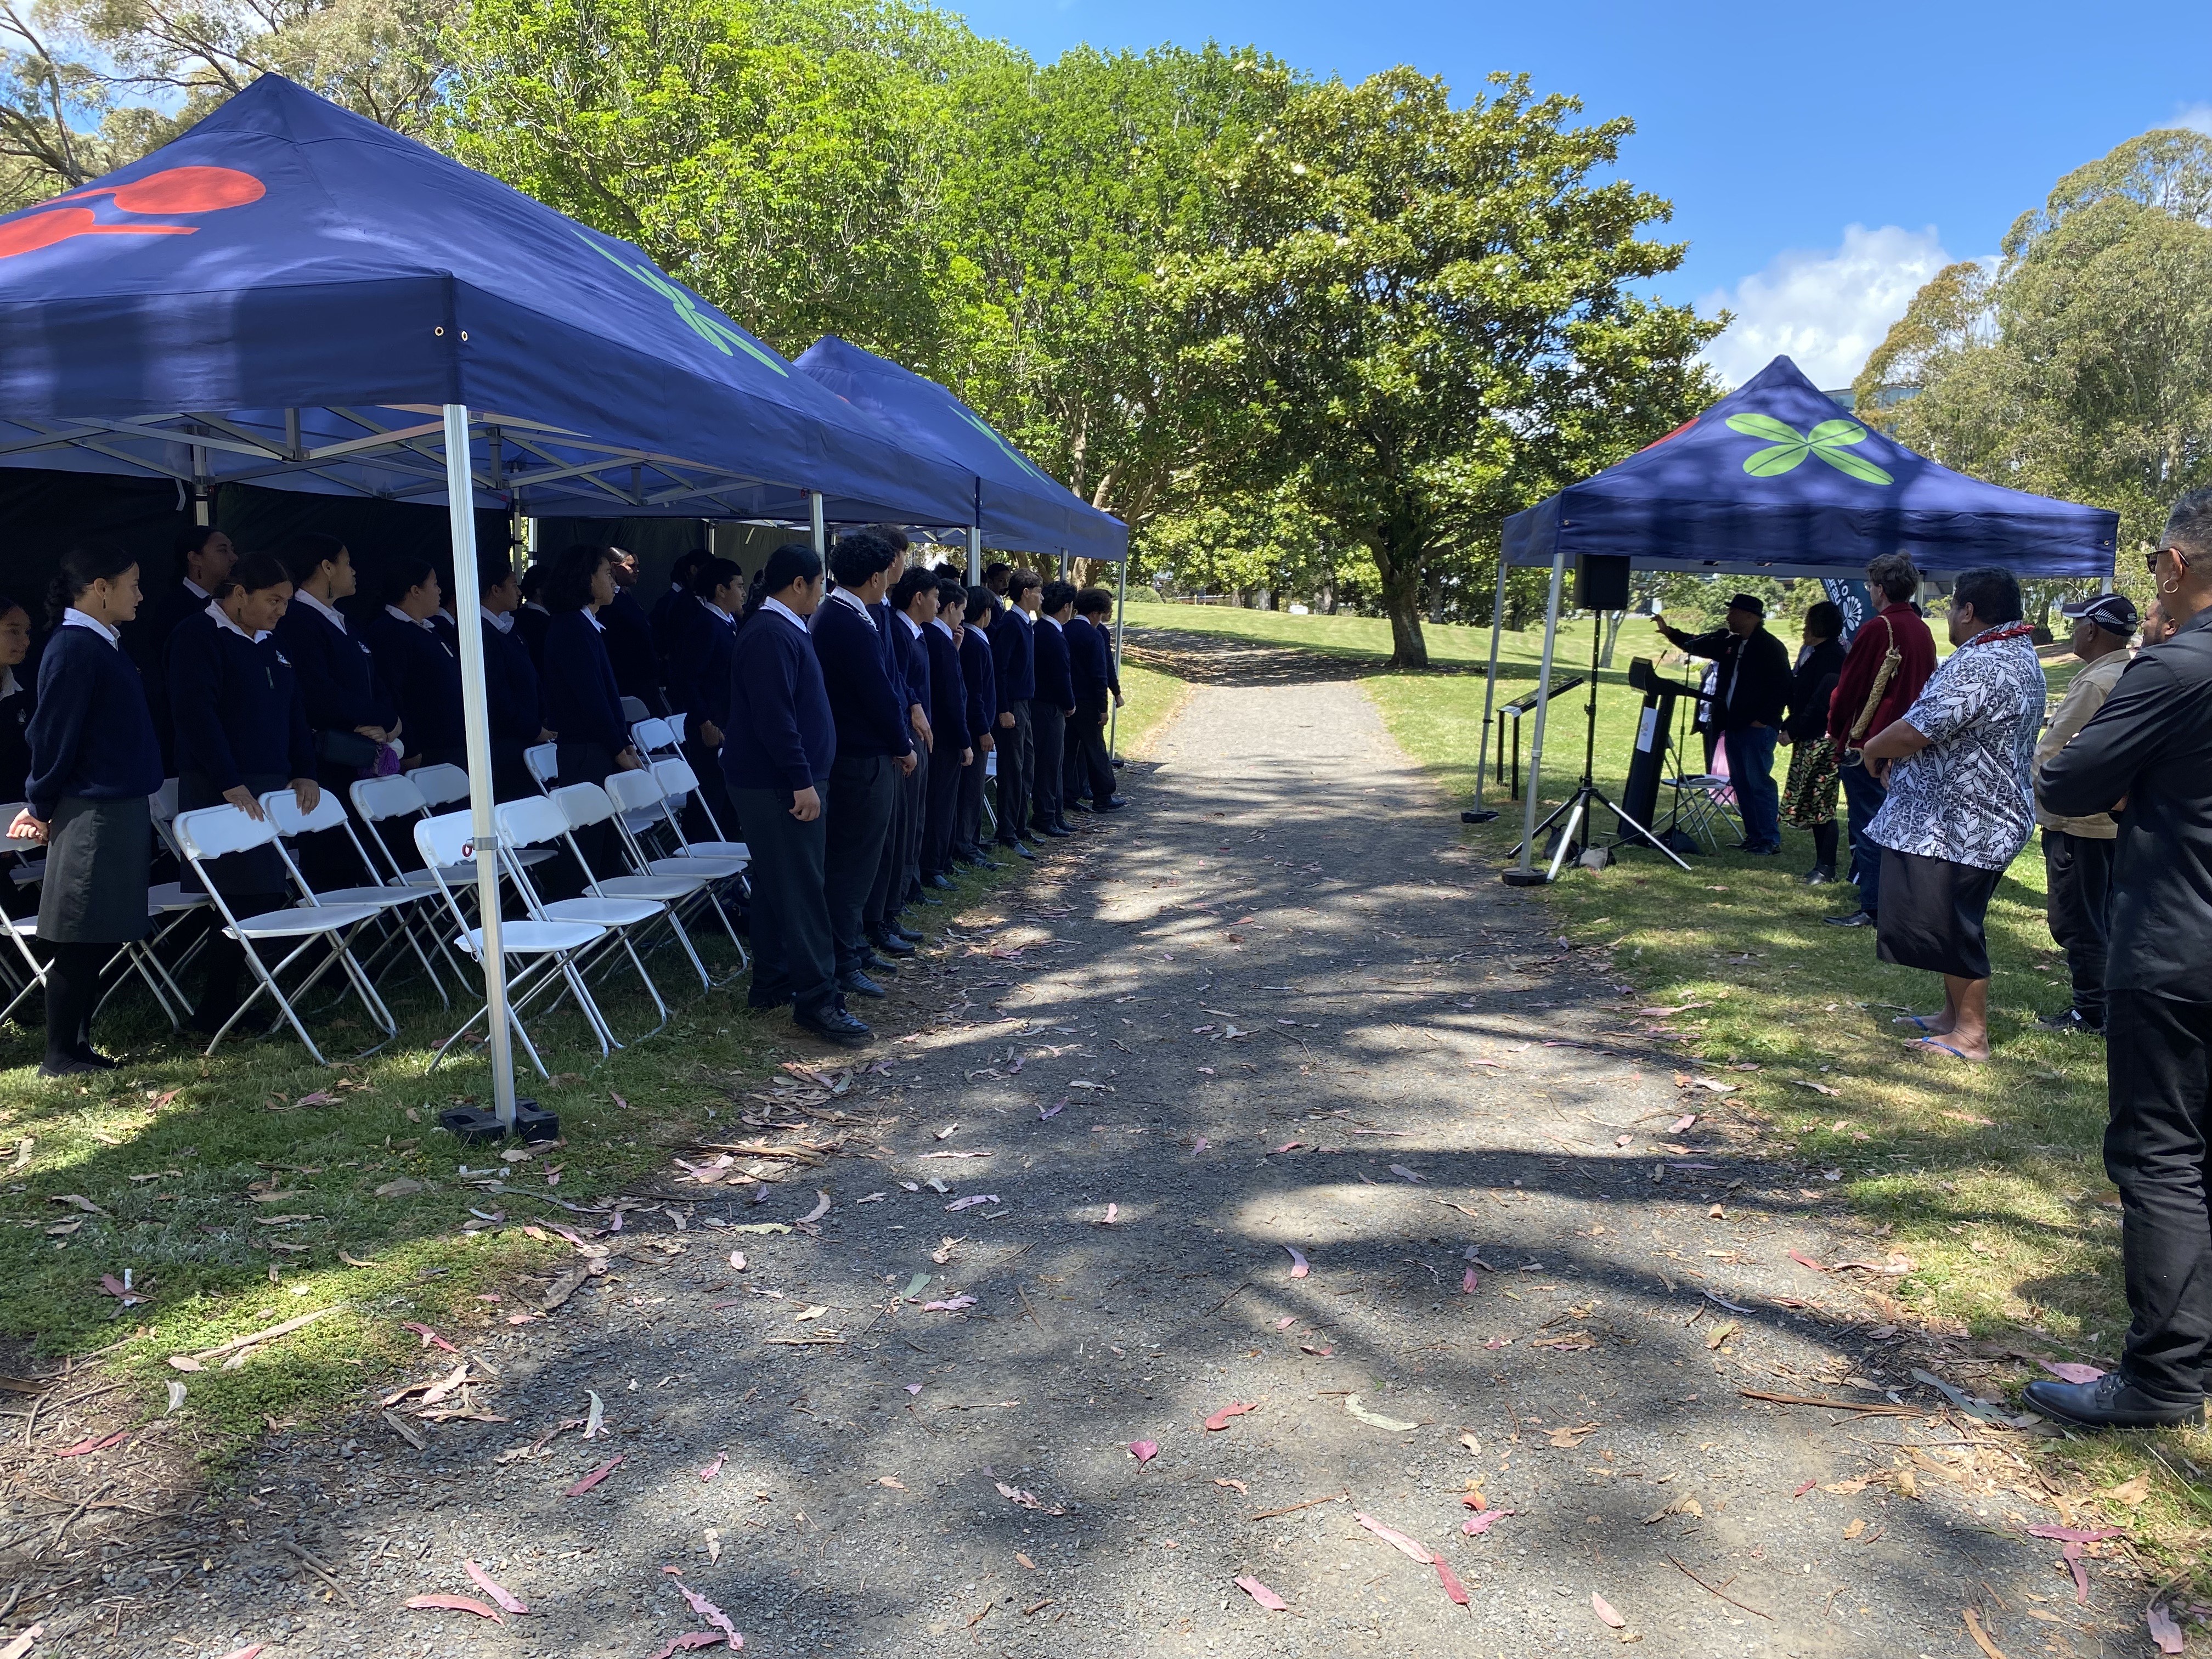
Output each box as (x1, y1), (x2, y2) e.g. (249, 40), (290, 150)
(575, 232), (787, 376)
(1724, 413), (1892, 486)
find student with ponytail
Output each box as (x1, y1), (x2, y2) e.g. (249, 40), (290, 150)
(9, 541), (163, 1075)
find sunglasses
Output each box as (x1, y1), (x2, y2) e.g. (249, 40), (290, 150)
(2147, 545), (2194, 575)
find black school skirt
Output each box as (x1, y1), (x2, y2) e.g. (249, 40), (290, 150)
(1876, 847), (2002, 980)
(37, 795), (151, 944)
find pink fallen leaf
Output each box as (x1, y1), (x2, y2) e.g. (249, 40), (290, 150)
(1461, 1268), (1479, 1294)
(676, 1584), (743, 1647)
(1037, 1102), (1064, 1120)
(1353, 1511), (1432, 1564)
(1128, 1441), (1159, 1464)
(1193, 1137), (1209, 1154)
(1830, 1259), (1912, 1275)
(295, 1091), (339, 1108)
(2027, 1525), (2124, 1543)
(2149, 1603), (2185, 1655)
(1792, 1480), (1816, 1499)
(904, 1383), (923, 1396)
(799, 1191), (831, 1223)
(726, 1251), (747, 1271)
(921, 1295), (977, 1312)
(1103, 1203), (1119, 1224)
(1273, 1316), (1295, 1329)
(1235, 1575), (1289, 1612)
(1388, 1165), (1426, 1183)
(404, 1594), (503, 1624)
(945, 1195), (1000, 1212)
(97, 1273), (149, 1304)
(1462, 1508), (1515, 1536)
(402, 1321), (458, 1352)
(994, 1481), (1065, 1514)
(462, 1560), (527, 1615)
(1669, 1114), (1696, 1132)
(1283, 1245), (1310, 1279)
(1434, 1556), (1471, 1607)
(1300, 1344), (1332, 1356)
(1483, 1336), (1505, 1351)
(1214, 1477), (1248, 1494)
(1787, 1251), (1827, 1273)
(54, 1429), (128, 1457)
(2062, 1541), (2090, 1605)
(646, 1636), (726, 1659)
(699, 1453), (725, 1482)
(563, 1455), (623, 1497)
(1204, 1401), (1257, 1431)
(213, 1647), (265, 1659)
(1271, 1142), (1305, 1154)
(2038, 1361), (2106, 1385)
(1591, 1592), (1626, 1629)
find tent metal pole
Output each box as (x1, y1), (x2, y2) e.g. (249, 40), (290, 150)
(810, 490), (826, 558)
(1470, 552), (1510, 815)
(968, 525), (982, 587)
(1509, 548), (1568, 881)
(442, 403), (518, 1130)
(1109, 554), (1127, 759)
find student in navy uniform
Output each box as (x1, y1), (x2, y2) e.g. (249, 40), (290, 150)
(955, 589), (1000, 865)
(132, 524), (237, 769)
(652, 548), (714, 691)
(887, 567), (939, 909)
(9, 541), (164, 1075)
(364, 557), (466, 772)
(168, 552), (320, 1032)
(274, 533), (399, 887)
(1063, 587), (1124, 812)
(723, 543), (867, 1045)
(542, 544), (645, 881)
(814, 533), (915, 999)
(602, 547), (668, 715)
(664, 555), (743, 842)
(993, 569), (1038, 858)
(1028, 579), (1078, 838)
(869, 563), (933, 945)
(515, 562), (553, 673)
(477, 551), (552, 803)
(920, 577), (974, 885)
(0, 597), (35, 805)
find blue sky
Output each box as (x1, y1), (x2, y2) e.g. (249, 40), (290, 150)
(950, 0), (2212, 388)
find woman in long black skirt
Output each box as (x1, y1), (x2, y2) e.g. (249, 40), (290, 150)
(9, 541), (164, 1076)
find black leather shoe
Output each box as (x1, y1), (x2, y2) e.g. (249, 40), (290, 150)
(1096, 795), (1126, 810)
(1005, 840), (1037, 860)
(1039, 824), (1073, 839)
(1823, 910), (1877, 928)
(888, 923), (926, 945)
(924, 872), (955, 891)
(2024, 1372), (2203, 1429)
(795, 1003), (872, 1045)
(2038, 1007), (2104, 1035)
(859, 951), (898, 977)
(1803, 867), (1835, 885)
(838, 970), (887, 1000)
(870, 932), (917, 958)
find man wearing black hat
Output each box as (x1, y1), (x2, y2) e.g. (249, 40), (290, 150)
(2033, 591), (2140, 1035)
(1656, 593), (1792, 854)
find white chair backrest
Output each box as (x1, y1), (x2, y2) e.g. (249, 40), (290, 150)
(525, 744), (559, 789)
(603, 769), (665, 818)
(174, 804), (276, 862)
(413, 809), (476, 871)
(259, 788), (348, 839)
(550, 782), (618, 832)
(350, 772), (429, 825)
(619, 695), (651, 724)
(630, 718), (667, 754)
(151, 777), (180, 822)
(495, 795), (570, 851)
(652, 755), (702, 796)
(411, 764), (470, 809)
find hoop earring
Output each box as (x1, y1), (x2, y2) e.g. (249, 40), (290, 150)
(2162, 573), (2182, 596)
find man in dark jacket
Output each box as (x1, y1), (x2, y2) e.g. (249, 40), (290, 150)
(1657, 592), (1791, 855)
(2024, 488), (2212, 1429)
(921, 578), (973, 883)
(889, 566), (940, 910)
(811, 533), (914, 1000)
(1028, 580), (1079, 838)
(956, 590), (1000, 865)
(1064, 587), (1122, 812)
(993, 569), (1039, 857)
(601, 547), (668, 716)
(478, 552), (550, 803)
(865, 552), (930, 956)
(273, 533), (398, 889)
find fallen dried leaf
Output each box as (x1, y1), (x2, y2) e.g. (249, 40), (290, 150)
(645, 1632), (724, 1658)
(1434, 1557), (1471, 1607)
(1204, 1401), (1257, 1431)
(799, 1192), (831, 1223)
(1345, 1394), (1418, 1431)
(1963, 1606), (2008, 1659)
(1128, 1441), (1158, 1464)
(1213, 1478), (1248, 1495)
(675, 1583), (742, 1647)
(1283, 1244), (1310, 1279)
(463, 1561), (527, 1615)
(945, 1195), (998, 1212)
(404, 1595), (502, 1624)
(1388, 1165), (1426, 1183)
(699, 1454), (725, 1482)
(564, 1455), (622, 1497)
(2104, 1474), (2151, 1506)
(994, 1481), (1065, 1515)
(1354, 1512), (1432, 1563)
(400, 1321), (456, 1352)
(921, 1296), (977, 1313)
(2038, 1361), (2105, 1385)
(1591, 1592), (1626, 1629)
(878, 1476), (906, 1490)
(2149, 1603), (2186, 1656)
(1462, 1508), (1514, 1536)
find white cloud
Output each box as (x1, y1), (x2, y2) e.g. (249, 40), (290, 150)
(1696, 224), (1955, 391)
(2168, 103), (2212, 136)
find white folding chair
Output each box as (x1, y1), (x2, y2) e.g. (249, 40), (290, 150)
(646, 759), (750, 862)
(619, 696), (651, 725)
(603, 769), (747, 878)
(631, 716), (682, 759)
(551, 782), (741, 977)
(495, 794), (689, 1020)
(170, 805), (398, 1063)
(84, 785), (211, 1030)
(524, 743), (559, 795)
(258, 788), (450, 1006)
(413, 810), (617, 1077)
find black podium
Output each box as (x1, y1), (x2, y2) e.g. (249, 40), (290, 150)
(1620, 656), (1700, 851)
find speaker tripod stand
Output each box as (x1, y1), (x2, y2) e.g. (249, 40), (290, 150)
(1504, 618), (1692, 885)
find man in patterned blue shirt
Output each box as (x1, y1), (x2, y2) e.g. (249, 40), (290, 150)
(1858, 566), (2046, 1063)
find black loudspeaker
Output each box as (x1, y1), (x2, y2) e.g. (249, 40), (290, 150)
(1576, 553), (1632, 611)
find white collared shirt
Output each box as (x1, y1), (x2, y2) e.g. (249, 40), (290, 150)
(205, 597), (270, 644)
(582, 607), (606, 634)
(182, 578), (210, 602)
(896, 612), (924, 640)
(481, 605), (515, 634)
(61, 608), (119, 647)
(1041, 614), (1064, 632)
(703, 599), (733, 625)
(761, 596), (810, 635)
(828, 585), (878, 630)
(0, 667), (16, 700)
(385, 603), (432, 631)
(930, 616), (957, 641)
(292, 588), (347, 633)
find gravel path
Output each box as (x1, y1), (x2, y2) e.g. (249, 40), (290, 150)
(44, 667), (2138, 1658)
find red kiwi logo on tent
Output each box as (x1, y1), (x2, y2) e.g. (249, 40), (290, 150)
(0, 166), (265, 261)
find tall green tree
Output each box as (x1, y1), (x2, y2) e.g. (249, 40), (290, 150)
(1177, 68), (1717, 668)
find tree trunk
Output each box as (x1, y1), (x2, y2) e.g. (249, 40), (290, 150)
(1377, 553), (1429, 669)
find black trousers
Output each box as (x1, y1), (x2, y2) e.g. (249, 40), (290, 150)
(730, 783), (836, 1015)
(1065, 697), (1114, 807)
(923, 742), (964, 879)
(1028, 701), (1066, 830)
(2107, 992), (2212, 1402)
(955, 740), (990, 855)
(823, 754), (895, 980)
(554, 741), (620, 893)
(2044, 828), (2115, 1025)
(996, 706), (1032, 845)
(867, 745), (918, 934)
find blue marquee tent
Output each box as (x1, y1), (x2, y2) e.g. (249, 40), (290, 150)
(1503, 356), (2118, 579)
(788, 336), (1128, 563)
(1485, 356), (2120, 881)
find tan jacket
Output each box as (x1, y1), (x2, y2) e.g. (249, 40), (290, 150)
(2034, 651), (2129, 837)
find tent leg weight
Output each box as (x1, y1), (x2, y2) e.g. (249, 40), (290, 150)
(440, 1101), (561, 1145)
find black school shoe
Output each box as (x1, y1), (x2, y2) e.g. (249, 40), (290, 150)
(838, 970), (887, 1000)
(795, 1002), (871, 1045)
(859, 951), (898, 977)
(2023, 1372), (2204, 1429)
(2037, 1007), (2104, 1035)
(870, 932), (917, 958)
(1002, 840), (1037, 860)
(1823, 910), (1877, 928)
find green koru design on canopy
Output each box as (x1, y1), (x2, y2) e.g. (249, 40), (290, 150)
(1723, 412), (1893, 486)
